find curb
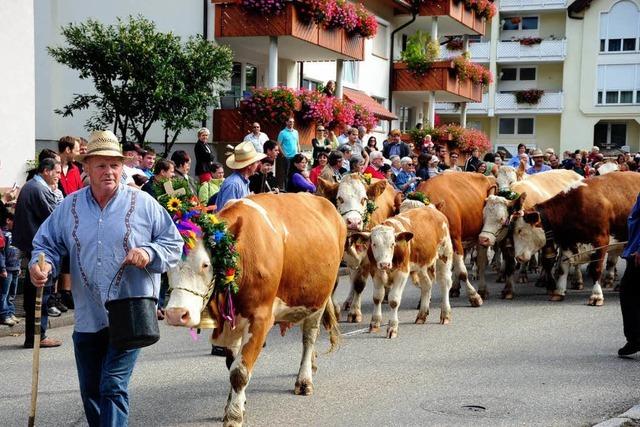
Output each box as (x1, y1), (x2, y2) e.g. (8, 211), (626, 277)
(0, 312), (75, 339)
(594, 404), (640, 427)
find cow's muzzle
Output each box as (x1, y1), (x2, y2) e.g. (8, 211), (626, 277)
(165, 307), (192, 327)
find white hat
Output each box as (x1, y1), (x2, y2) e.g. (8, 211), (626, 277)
(226, 141), (266, 169)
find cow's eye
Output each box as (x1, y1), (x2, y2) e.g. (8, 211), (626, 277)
(202, 263), (210, 269)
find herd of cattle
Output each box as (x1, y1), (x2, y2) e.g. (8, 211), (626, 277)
(164, 167), (640, 427)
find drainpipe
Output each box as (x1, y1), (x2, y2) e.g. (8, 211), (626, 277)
(388, 1), (420, 117)
(202, 0), (209, 128)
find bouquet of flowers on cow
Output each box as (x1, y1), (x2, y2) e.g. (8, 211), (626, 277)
(155, 178), (241, 296)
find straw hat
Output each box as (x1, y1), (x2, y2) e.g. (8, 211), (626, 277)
(531, 149), (544, 158)
(79, 130), (124, 161)
(226, 141), (266, 169)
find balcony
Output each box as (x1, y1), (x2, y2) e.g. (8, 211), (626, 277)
(442, 42), (490, 62)
(499, 0), (566, 12)
(436, 93), (489, 114)
(392, 61), (483, 103)
(497, 40), (567, 62)
(212, 109), (316, 145)
(418, 0), (487, 36)
(495, 92), (563, 114)
(214, 2), (364, 61)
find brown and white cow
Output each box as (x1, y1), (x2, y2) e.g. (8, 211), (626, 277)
(479, 169), (583, 298)
(416, 172), (492, 306)
(317, 174), (398, 323)
(165, 193), (346, 427)
(349, 206), (454, 338)
(512, 172), (640, 306)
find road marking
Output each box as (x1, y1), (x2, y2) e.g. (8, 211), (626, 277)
(341, 323), (388, 337)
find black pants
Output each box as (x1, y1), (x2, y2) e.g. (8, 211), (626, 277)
(23, 265), (52, 346)
(620, 258), (640, 345)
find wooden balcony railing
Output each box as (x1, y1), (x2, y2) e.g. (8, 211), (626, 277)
(418, 0), (487, 36)
(392, 61), (483, 103)
(214, 3), (364, 60)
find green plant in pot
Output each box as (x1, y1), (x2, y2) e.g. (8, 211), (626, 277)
(400, 31), (440, 76)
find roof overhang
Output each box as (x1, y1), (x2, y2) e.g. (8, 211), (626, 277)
(343, 88), (398, 121)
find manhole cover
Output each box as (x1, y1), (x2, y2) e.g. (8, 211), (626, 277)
(420, 396), (520, 419)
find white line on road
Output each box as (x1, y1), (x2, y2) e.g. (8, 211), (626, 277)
(341, 323), (388, 336)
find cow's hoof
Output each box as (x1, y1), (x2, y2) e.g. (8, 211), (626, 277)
(386, 326), (398, 339)
(469, 294), (483, 307)
(588, 296), (604, 307)
(223, 414), (243, 427)
(602, 277), (615, 289)
(347, 311), (362, 323)
(439, 312), (451, 325)
(501, 290), (513, 300)
(415, 311), (428, 324)
(294, 380), (314, 396)
(549, 294), (565, 302)
(369, 322), (380, 333)
(449, 288), (461, 298)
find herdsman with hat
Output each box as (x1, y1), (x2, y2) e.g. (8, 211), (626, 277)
(526, 149), (552, 175)
(215, 141), (266, 212)
(29, 130), (183, 426)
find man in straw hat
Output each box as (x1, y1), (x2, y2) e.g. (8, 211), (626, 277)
(28, 130), (183, 426)
(526, 149), (552, 175)
(215, 141), (266, 212)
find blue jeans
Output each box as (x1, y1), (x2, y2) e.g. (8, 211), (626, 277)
(72, 328), (140, 427)
(0, 270), (19, 319)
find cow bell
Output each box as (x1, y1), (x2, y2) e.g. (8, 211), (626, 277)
(196, 306), (218, 330)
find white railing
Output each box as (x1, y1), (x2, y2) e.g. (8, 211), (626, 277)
(495, 92), (563, 113)
(499, 0), (566, 11)
(441, 42), (490, 62)
(497, 39), (566, 62)
(435, 93), (489, 113)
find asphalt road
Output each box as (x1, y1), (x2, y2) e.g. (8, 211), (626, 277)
(1, 268), (639, 427)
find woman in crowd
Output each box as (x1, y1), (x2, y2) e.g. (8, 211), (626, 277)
(249, 158), (278, 194)
(365, 136), (378, 155)
(310, 152), (329, 185)
(286, 154), (316, 193)
(349, 156), (366, 174)
(482, 152), (499, 177)
(476, 162), (488, 175)
(416, 153), (430, 181)
(449, 152), (463, 172)
(198, 162), (225, 205)
(427, 155), (441, 178)
(311, 125), (335, 165)
(323, 80), (336, 97)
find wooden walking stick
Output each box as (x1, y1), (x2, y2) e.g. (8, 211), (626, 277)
(28, 253), (46, 427)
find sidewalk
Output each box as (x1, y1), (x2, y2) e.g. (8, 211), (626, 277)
(0, 311), (74, 338)
(594, 405), (640, 427)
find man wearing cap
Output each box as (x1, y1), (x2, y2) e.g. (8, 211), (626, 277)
(215, 141), (266, 212)
(28, 130), (183, 427)
(243, 122), (268, 154)
(526, 149), (552, 175)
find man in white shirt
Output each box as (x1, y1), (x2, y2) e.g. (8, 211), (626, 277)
(243, 122), (268, 153)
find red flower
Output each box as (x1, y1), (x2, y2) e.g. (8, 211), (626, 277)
(226, 268), (236, 277)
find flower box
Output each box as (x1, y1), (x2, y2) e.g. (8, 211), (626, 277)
(419, 0), (487, 36)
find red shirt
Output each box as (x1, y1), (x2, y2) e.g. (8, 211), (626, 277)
(364, 165), (385, 180)
(59, 162), (83, 196)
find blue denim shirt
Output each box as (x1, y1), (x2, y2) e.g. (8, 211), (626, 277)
(215, 172), (249, 212)
(31, 184), (183, 333)
(623, 193), (640, 259)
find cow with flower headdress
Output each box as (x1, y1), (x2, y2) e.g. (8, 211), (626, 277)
(160, 179), (346, 427)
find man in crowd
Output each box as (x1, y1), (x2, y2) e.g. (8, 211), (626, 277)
(170, 150), (197, 195)
(507, 144), (532, 168)
(527, 149), (552, 175)
(277, 118), (300, 174)
(140, 148), (156, 178)
(121, 143), (147, 187)
(58, 136), (83, 196)
(13, 158), (63, 348)
(215, 141), (266, 212)
(436, 145), (449, 172)
(141, 159), (176, 197)
(619, 193), (640, 357)
(263, 139), (282, 189)
(364, 151), (386, 179)
(338, 144), (353, 173)
(29, 130), (183, 426)
(383, 129), (410, 159)
(319, 150), (344, 184)
(243, 122), (268, 154)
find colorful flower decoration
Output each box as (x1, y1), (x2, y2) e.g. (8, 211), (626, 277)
(167, 197), (182, 212)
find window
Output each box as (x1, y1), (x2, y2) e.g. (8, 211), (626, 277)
(519, 68), (536, 81)
(502, 20), (519, 31)
(373, 23), (388, 58)
(372, 96), (388, 132)
(599, 1), (640, 53)
(397, 106), (414, 133)
(597, 64), (640, 105)
(606, 91), (619, 103)
(521, 17), (539, 30)
(594, 122), (627, 149)
(621, 91), (634, 103)
(226, 62), (257, 99)
(342, 61), (359, 84)
(301, 79), (320, 91)
(501, 68), (517, 81)
(499, 118), (534, 135)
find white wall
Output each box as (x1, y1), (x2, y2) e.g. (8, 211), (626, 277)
(35, 0), (206, 145)
(0, 0), (35, 186)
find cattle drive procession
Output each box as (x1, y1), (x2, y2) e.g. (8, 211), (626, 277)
(3, 1), (640, 426)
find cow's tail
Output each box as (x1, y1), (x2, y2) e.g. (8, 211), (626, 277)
(322, 297), (341, 353)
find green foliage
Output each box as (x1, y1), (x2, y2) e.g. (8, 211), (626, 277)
(406, 192), (430, 205)
(400, 31), (440, 75)
(48, 16), (233, 154)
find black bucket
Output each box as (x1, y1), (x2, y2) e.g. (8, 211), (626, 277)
(105, 296), (160, 350)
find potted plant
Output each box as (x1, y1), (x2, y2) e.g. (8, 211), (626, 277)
(446, 38), (464, 51)
(510, 16), (522, 25)
(515, 89), (545, 105)
(519, 37), (543, 46)
(400, 31), (440, 75)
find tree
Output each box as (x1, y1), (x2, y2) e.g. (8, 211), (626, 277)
(48, 16), (233, 155)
